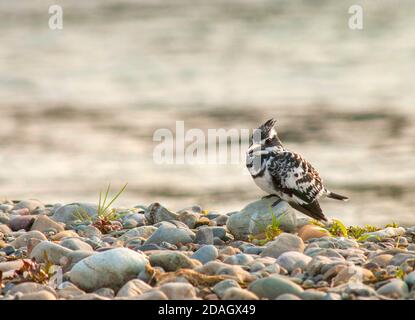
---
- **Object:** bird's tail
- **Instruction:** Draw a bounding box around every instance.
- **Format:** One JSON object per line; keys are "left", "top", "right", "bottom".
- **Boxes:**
{"left": 327, "top": 191, "right": 349, "bottom": 201}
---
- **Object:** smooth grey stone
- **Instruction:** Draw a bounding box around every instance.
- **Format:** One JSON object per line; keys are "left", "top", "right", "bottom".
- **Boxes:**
{"left": 195, "top": 227, "right": 214, "bottom": 245}
{"left": 60, "top": 238, "right": 94, "bottom": 252}
{"left": 226, "top": 198, "right": 296, "bottom": 240}
{"left": 249, "top": 275, "right": 303, "bottom": 299}
{"left": 212, "top": 279, "right": 240, "bottom": 299}
{"left": 191, "top": 245, "right": 218, "bottom": 264}
{"left": 243, "top": 246, "right": 264, "bottom": 255}
{"left": 261, "top": 234, "right": 305, "bottom": 259}
{"left": 276, "top": 251, "right": 312, "bottom": 272}
{"left": 377, "top": 279, "right": 409, "bottom": 298}
{"left": 224, "top": 253, "right": 254, "bottom": 266}
{"left": 144, "top": 203, "right": 179, "bottom": 224}
{"left": 69, "top": 248, "right": 148, "bottom": 291}
{"left": 52, "top": 203, "right": 98, "bottom": 224}
{"left": 136, "top": 244, "right": 163, "bottom": 251}
{"left": 144, "top": 225, "right": 194, "bottom": 245}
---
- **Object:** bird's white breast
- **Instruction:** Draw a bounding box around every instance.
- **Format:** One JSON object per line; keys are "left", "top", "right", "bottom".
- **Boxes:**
{"left": 252, "top": 161, "right": 276, "bottom": 195}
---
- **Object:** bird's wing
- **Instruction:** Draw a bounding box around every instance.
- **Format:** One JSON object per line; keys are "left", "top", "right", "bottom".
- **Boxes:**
{"left": 267, "top": 150, "right": 327, "bottom": 220}
{"left": 267, "top": 150, "right": 325, "bottom": 205}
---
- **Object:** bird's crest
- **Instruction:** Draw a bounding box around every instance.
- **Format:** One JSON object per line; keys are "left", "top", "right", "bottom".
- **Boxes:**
{"left": 254, "top": 118, "right": 277, "bottom": 142}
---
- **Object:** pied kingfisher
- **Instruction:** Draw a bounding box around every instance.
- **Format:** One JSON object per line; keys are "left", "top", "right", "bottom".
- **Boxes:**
{"left": 246, "top": 118, "right": 348, "bottom": 221}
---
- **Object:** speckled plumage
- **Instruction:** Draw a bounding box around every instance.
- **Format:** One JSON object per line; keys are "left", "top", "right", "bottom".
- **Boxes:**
{"left": 246, "top": 119, "right": 348, "bottom": 221}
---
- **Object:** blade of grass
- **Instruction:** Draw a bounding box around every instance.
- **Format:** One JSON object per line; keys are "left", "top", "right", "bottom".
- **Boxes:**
{"left": 100, "top": 183, "right": 111, "bottom": 215}
{"left": 101, "top": 183, "right": 128, "bottom": 216}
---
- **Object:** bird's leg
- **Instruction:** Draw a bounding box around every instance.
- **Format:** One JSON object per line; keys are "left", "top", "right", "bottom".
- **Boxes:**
{"left": 271, "top": 198, "right": 283, "bottom": 207}
{"left": 262, "top": 194, "right": 278, "bottom": 200}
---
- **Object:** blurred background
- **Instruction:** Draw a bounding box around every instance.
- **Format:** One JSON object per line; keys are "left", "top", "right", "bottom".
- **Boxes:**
{"left": 0, "top": 0, "right": 414, "bottom": 225}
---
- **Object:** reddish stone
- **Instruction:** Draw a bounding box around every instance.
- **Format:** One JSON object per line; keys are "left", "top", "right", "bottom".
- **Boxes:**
{"left": 8, "top": 215, "right": 37, "bottom": 231}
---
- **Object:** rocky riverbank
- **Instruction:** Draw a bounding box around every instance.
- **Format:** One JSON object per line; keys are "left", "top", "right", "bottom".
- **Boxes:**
{"left": 1, "top": 197, "right": 415, "bottom": 300}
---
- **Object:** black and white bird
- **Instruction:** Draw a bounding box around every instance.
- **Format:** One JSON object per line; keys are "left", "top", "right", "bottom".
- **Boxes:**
{"left": 246, "top": 118, "right": 348, "bottom": 221}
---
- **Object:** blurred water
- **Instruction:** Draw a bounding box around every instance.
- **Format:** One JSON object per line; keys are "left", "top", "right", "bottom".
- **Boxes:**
{"left": 0, "top": 0, "right": 414, "bottom": 225}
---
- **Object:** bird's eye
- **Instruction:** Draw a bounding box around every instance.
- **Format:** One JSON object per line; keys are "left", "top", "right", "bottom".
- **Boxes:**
{"left": 265, "top": 138, "right": 272, "bottom": 144}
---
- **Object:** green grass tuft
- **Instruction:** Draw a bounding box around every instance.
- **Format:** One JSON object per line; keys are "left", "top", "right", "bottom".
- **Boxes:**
{"left": 249, "top": 207, "right": 287, "bottom": 245}
{"left": 73, "top": 183, "right": 128, "bottom": 226}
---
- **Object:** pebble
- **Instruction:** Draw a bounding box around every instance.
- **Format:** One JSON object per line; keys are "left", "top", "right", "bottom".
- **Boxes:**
{"left": 119, "top": 226, "right": 157, "bottom": 241}
{"left": 116, "top": 279, "right": 152, "bottom": 297}
{"left": 330, "top": 281, "right": 377, "bottom": 297}
{"left": 69, "top": 248, "right": 149, "bottom": 291}
{"left": 196, "top": 261, "right": 254, "bottom": 283}
{"left": 223, "top": 253, "right": 254, "bottom": 266}
{"left": 19, "top": 290, "right": 57, "bottom": 300}
{"left": 248, "top": 275, "right": 304, "bottom": 299}
{"left": 144, "top": 225, "right": 194, "bottom": 245}
{"left": 57, "top": 282, "right": 86, "bottom": 299}
{"left": 332, "top": 265, "right": 376, "bottom": 286}
{"left": 122, "top": 218, "right": 138, "bottom": 229}
{"left": 250, "top": 262, "right": 266, "bottom": 272}
{"left": 0, "top": 204, "right": 14, "bottom": 213}
{"left": 13, "top": 200, "right": 45, "bottom": 213}
{"left": 377, "top": 279, "right": 409, "bottom": 298}
{"left": 369, "top": 254, "right": 393, "bottom": 268}
{"left": 261, "top": 233, "right": 305, "bottom": 258}
{"left": 226, "top": 198, "right": 296, "bottom": 240}
{"left": 390, "top": 253, "right": 415, "bottom": 266}
{"left": 6, "top": 282, "right": 56, "bottom": 297}
{"left": 145, "top": 203, "right": 179, "bottom": 224}
{"left": 323, "top": 292, "right": 342, "bottom": 300}
{"left": 0, "top": 224, "right": 12, "bottom": 235}
{"left": 130, "top": 290, "right": 168, "bottom": 300}
{"left": 276, "top": 251, "right": 312, "bottom": 273}
{"left": 8, "top": 215, "right": 36, "bottom": 231}
{"left": 69, "top": 293, "right": 110, "bottom": 300}
{"left": 123, "top": 213, "right": 147, "bottom": 226}
{"left": 178, "top": 211, "right": 200, "bottom": 229}
{"left": 10, "top": 230, "right": 47, "bottom": 248}
{"left": 94, "top": 288, "right": 115, "bottom": 298}
{"left": 29, "top": 240, "right": 73, "bottom": 264}
{"left": 60, "top": 238, "right": 94, "bottom": 252}
{"left": 212, "top": 279, "right": 241, "bottom": 298}
{"left": 213, "top": 237, "right": 225, "bottom": 245}
{"left": 404, "top": 271, "right": 415, "bottom": 288}
{"left": 298, "top": 224, "right": 331, "bottom": 241}
{"left": 52, "top": 203, "right": 98, "bottom": 224}
{"left": 306, "top": 255, "right": 337, "bottom": 276}
{"left": 51, "top": 230, "right": 80, "bottom": 241}
{"left": 191, "top": 245, "right": 219, "bottom": 264}
{"left": 244, "top": 246, "right": 264, "bottom": 255}
{"left": 275, "top": 293, "right": 302, "bottom": 300}
{"left": 136, "top": 243, "right": 163, "bottom": 251}
{"left": 308, "top": 237, "right": 359, "bottom": 249}
{"left": 222, "top": 288, "right": 259, "bottom": 300}
{"left": 300, "top": 289, "right": 327, "bottom": 300}
{"left": 31, "top": 215, "right": 65, "bottom": 233}
{"left": 0, "top": 260, "right": 25, "bottom": 273}
{"left": 64, "top": 250, "right": 95, "bottom": 270}
{"left": 149, "top": 250, "right": 201, "bottom": 271}
{"left": 214, "top": 215, "right": 229, "bottom": 226}
{"left": 195, "top": 227, "right": 214, "bottom": 245}
{"left": 0, "top": 212, "right": 10, "bottom": 224}
{"left": 362, "top": 227, "right": 406, "bottom": 241}
{"left": 77, "top": 225, "right": 102, "bottom": 239}
{"left": 159, "top": 282, "right": 197, "bottom": 300}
